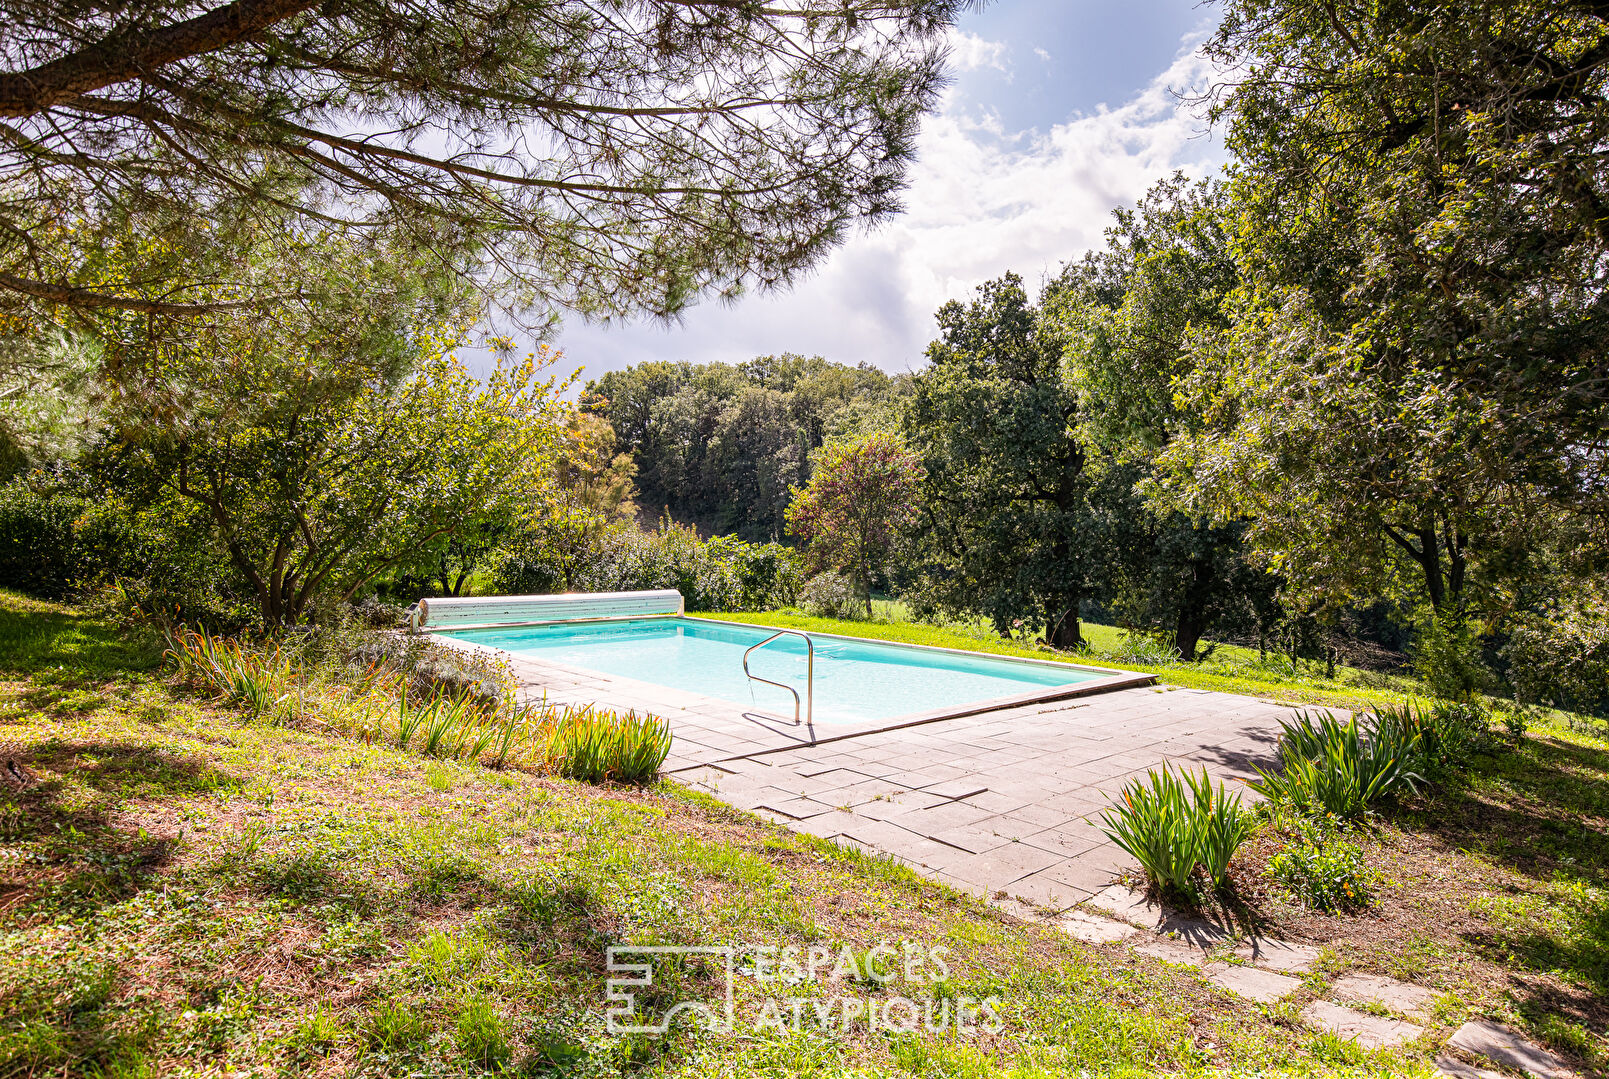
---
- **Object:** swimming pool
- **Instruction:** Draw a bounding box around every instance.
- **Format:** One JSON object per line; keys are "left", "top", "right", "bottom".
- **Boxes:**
{"left": 440, "top": 616, "right": 1129, "bottom": 726}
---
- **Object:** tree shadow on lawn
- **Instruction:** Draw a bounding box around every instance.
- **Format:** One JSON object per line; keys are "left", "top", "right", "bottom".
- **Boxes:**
{"left": 1, "top": 740, "right": 240, "bottom": 918}
{"left": 1401, "top": 734, "right": 1609, "bottom": 1031}
{"left": 0, "top": 600, "right": 164, "bottom": 678}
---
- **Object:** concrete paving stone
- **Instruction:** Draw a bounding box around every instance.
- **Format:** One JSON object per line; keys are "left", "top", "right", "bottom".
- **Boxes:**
{"left": 834, "top": 817, "right": 929, "bottom": 850}
{"left": 1041, "top": 857, "right": 1121, "bottom": 896}
{"left": 1446, "top": 1020, "right": 1578, "bottom": 1079}
{"left": 1056, "top": 909, "right": 1140, "bottom": 943}
{"left": 790, "top": 813, "right": 852, "bottom": 839}
{"left": 1231, "top": 938, "right": 1319, "bottom": 974}
{"left": 962, "top": 789, "right": 1033, "bottom": 814}
{"left": 1302, "top": 1000, "right": 1424, "bottom": 1050}
{"left": 1133, "top": 938, "right": 1206, "bottom": 966}
{"left": 753, "top": 795, "right": 837, "bottom": 820}
{"left": 944, "top": 843, "right": 1066, "bottom": 888}
{"left": 1000, "top": 870, "right": 1083, "bottom": 910}
{"left": 1433, "top": 1054, "right": 1508, "bottom": 1079}
{"left": 1331, "top": 973, "right": 1439, "bottom": 1018}
{"left": 1203, "top": 963, "right": 1303, "bottom": 1004}
{"left": 1154, "top": 915, "right": 1233, "bottom": 950}
{"left": 1086, "top": 883, "right": 1167, "bottom": 929}
{"left": 902, "top": 799, "right": 998, "bottom": 834}
{"left": 848, "top": 790, "right": 953, "bottom": 820}
{"left": 924, "top": 820, "right": 1018, "bottom": 855}
{"left": 1016, "top": 828, "right": 1103, "bottom": 860}
{"left": 993, "top": 803, "right": 1079, "bottom": 830}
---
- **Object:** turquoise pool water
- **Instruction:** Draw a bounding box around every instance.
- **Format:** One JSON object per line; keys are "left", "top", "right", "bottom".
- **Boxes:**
{"left": 442, "top": 617, "right": 1109, "bottom": 725}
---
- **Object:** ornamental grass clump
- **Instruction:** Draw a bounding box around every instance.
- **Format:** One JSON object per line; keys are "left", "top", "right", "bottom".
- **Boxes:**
{"left": 1252, "top": 709, "right": 1423, "bottom": 819}
{"left": 1099, "top": 765, "right": 1250, "bottom": 902}
{"left": 540, "top": 704, "right": 673, "bottom": 785}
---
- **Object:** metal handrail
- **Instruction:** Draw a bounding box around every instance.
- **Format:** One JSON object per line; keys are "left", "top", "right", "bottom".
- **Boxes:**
{"left": 742, "top": 629, "right": 813, "bottom": 726}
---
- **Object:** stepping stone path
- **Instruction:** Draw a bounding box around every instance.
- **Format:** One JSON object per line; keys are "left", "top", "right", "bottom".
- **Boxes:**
{"left": 1444, "top": 1020, "right": 1579, "bottom": 1079}
{"left": 1331, "top": 972, "right": 1439, "bottom": 1020}
{"left": 1302, "top": 1000, "right": 1424, "bottom": 1051}
{"left": 1070, "top": 884, "right": 1449, "bottom": 1051}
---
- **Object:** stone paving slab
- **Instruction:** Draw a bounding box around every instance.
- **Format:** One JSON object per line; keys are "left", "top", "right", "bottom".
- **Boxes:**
{"left": 1447, "top": 1020, "right": 1579, "bottom": 1079}
{"left": 1202, "top": 963, "right": 1302, "bottom": 1004}
{"left": 1301, "top": 1000, "right": 1424, "bottom": 1050}
{"left": 1434, "top": 1054, "right": 1508, "bottom": 1079}
{"left": 1232, "top": 938, "right": 1319, "bottom": 974}
{"left": 477, "top": 638, "right": 1294, "bottom": 905}
{"left": 1330, "top": 973, "right": 1439, "bottom": 1019}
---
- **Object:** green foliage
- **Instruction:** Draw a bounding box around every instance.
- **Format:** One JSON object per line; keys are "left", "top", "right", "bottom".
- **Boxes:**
{"left": 0, "top": 483, "right": 84, "bottom": 598}
{"left": 1410, "top": 611, "right": 1492, "bottom": 703}
{"left": 1252, "top": 711, "right": 1422, "bottom": 818}
{"left": 6, "top": 4, "right": 963, "bottom": 328}
{"left": 1265, "top": 815, "right": 1372, "bottom": 913}
{"left": 493, "top": 517, "right": 802, "bottom": 613}
{"left": 585, "top": 356, "right": 902, "bottom": 539}
{"left": 786, "top": 433, "right": 923, "bottom": 617}
{"left": 542, "top": 705, "right": 673, "bottom": 785}
{"left": 1503, "top": 586, "right": 1609, "bottom": 718}
{"left": 1370, "top": 700, "right": 1492, "bottom": 776}
{"left": 799, "top": 572, "right": 866, "bottom": 621}
{"left": 902, "top": 273, "right": 1093, "bottom": 647}
{"left": 103, "top": 330, "right": 565, "bottom": 627}
{"left": 1099, "top": 765, "right": 1250, "bottom": 901}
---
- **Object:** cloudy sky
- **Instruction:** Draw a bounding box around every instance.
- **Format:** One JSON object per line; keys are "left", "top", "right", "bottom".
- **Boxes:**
{"left": 538, "top": 1, "right": 1227, "bottom": 386}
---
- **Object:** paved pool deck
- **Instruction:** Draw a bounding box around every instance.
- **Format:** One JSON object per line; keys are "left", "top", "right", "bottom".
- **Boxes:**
{"left": 478, "top": 645, "right": 1297, "bottom": 909}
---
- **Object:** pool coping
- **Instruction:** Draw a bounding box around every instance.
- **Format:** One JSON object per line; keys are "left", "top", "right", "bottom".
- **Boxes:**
{"left": 426, "top": 614, "right": 1156, "bottom": 750}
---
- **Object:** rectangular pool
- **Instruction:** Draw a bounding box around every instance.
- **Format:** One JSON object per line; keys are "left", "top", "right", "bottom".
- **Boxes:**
{"left": 440, "top": 616, "right": 1127, "bottom": 726}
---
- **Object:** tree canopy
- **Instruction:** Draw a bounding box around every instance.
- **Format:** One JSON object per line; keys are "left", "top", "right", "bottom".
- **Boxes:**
{"left": 2, "top": 0, "right": 967, "bottom": 323}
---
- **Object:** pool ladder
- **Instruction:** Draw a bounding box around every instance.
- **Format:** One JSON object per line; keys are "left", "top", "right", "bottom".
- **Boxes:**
{"left": 742, "top": 629, "right": 813, "bottom": 726}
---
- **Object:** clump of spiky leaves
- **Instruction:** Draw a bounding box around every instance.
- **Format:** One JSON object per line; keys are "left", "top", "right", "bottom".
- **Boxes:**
{"left": 1252, "top": 710, "right": 1422, "bottom": 818}
{"left": 539, "top": 704, "right": 673, "bottom": 785}
{"left": 1099, "top": 765, "right": 1250, "bottom": 902}
{"left": 164, "top": 628, "right": 291, "bottom": 719}
{"left": 167, "top": 626, "right": 672, "bottom": 784}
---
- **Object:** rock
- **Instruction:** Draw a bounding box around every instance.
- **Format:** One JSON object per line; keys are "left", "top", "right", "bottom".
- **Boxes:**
{"left": 1301, "top": 1000, "right": 1424, "bottom": 1050}
{"left": 1331, "top": 973, "right": 1439, "bottom": 1019}
{"left": 1446, "top": 1020, "right": 1578, "bottom": 1079}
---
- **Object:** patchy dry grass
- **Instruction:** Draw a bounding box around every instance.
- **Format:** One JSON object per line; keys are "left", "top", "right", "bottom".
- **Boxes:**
{"left": 1, "top": 592, "right": 1602, "bottom": 1077}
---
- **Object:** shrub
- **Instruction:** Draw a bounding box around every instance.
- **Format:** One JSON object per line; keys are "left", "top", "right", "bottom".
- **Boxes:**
{"left": 1370, "top": 700, "right": 1491, "bottom": 774}
{"left": 1099, "top": 765, "right": 1250, "bottom": 901}
{"left": 0, "top": 482, "right": 85, "bottom": 598}
{"left": 1265, "top": 814, "right": 1372, "bottom": 912}
{"left": 1502, "top": 589, "right": 1609, "bottom": 718}
{"left": 1098, "top": 633, "right": 1183, "bottom": 667}
{"left": 1411, "top": 609, "right": 1492, "bottom": 702}
{"left": 540, "top": 705, "right": 672, "bottom": 784}
{"left": 799, "top": 571, "right": 864, "bottom": 620}
{"left": 1252, "top": 710, "right": 1422, "bottom": 818}
{"left": 490, "top": 518, "right": 803, "bottom": 613}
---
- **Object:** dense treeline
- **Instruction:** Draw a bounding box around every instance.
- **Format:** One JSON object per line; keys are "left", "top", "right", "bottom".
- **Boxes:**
{"left": 581, "top": 355, "right": 903, "bottom": 540}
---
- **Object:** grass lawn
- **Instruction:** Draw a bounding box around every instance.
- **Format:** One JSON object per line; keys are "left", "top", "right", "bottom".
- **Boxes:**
{"left": 2, "top": 591, "right": 1606, "bottom": 1077}
{"left": 697, "top": 609, "right": 1485, "bottom": 715}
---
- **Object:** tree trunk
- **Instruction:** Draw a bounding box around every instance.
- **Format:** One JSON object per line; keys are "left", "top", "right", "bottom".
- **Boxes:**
{"left": 1172, "top": 554, "right": 1219, "bottom": 662}
{"left": 1047, "top": 603, "right": 1083, "bottom": 649}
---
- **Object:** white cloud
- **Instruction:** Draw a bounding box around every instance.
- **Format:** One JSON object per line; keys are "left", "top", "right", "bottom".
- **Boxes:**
{"left": 1033, "top": 46, "right": 1051, "bottom": 63}
{"left": 543, "top": 35, "right": 1226, "bottom": 386}
{"left": 949, "top": 31, "right": 1011, "bottom": 74}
